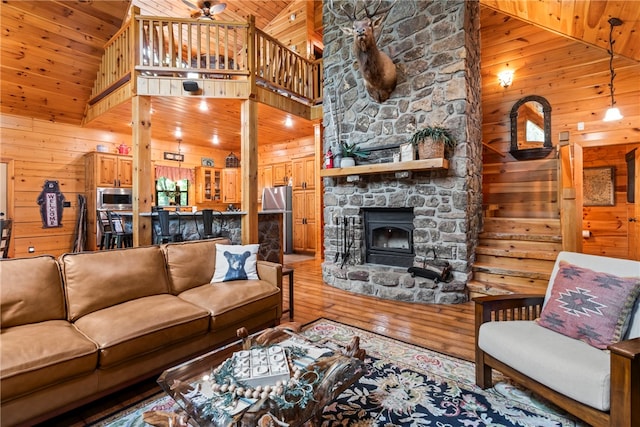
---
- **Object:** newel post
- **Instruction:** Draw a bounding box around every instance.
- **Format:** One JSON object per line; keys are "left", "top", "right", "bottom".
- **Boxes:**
{"left": 558, "top": 131, "right": 582, "bottom": 252}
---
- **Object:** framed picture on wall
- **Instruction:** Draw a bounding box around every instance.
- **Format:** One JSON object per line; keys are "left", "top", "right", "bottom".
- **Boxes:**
{"left": 583, "top": 166, "right": 615, "bottom": 206}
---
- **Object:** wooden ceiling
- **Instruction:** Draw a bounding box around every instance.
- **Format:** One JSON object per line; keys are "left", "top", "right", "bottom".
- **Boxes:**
{"left": 1, "top": 1, "right": 638, "bottom": 150}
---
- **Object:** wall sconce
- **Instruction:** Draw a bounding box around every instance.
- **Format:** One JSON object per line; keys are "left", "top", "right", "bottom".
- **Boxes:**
{"left": 603, "top": 17, "right": 623, "bottom": 122}
{"left": 497, "top": 70, "right": 514, "bottom": 88}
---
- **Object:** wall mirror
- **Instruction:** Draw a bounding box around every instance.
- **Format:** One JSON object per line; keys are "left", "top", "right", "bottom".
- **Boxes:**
{"left": 509, "top": 95, "right": 553, "bottom": 160}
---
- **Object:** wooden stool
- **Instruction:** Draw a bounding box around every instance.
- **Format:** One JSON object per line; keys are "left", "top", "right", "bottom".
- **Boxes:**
{"left": 282, "top": 266, "right": 294, "bottom": 319}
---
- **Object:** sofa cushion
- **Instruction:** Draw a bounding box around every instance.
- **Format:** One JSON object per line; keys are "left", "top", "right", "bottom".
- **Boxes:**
{"left": 61, "top": 246, "right": 172, "bottom": 321}
{"left": 178, "top": 280, "right": 280, "bottom": 329}
{"left": 1, "top": 256, "right": 65, "bottom": 328}
{"left": 163, "top": 238, "right": 231, "bottom": 294}
{"left": 479, "top": 320, "right": 611, "bottom": 411}
{"left": 211, "top": 243, "right": 260, "bottom": 282}
{"left": 0, "top": 320, "right": 98, "bottom": 401}
{"left": 73, "top": 294, "right": 210, "bottom": 368}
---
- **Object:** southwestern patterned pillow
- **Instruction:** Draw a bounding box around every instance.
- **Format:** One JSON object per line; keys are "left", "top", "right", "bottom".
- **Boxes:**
{"left": 537, "top": 261, "right": 640, "bottom": 349}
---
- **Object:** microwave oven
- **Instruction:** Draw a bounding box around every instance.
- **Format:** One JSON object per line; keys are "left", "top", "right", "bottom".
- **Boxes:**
{"left": 97, "top": 187, "right": 133, "bottom": 210}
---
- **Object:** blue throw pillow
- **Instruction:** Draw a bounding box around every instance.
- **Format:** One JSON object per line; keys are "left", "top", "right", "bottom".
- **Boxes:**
{"left": 211, "top": 244, "right": 260, "bottom": 283}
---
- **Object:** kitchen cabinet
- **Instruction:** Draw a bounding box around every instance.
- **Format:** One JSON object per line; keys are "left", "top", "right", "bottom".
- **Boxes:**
{"left": 86, "top": 153, "right": 132, "bottom": 188}
{"left": 272, "top": 162, "right": 292, "bottom": 186}
{"left": 222, "top": 168, "right": 240, "bottom": 204}
{"left": 257, "top": 165, "right": 273, "bottom": 203}
{"left": 292, "top": 156, "right": 315, "bottom": 190}
{"left": 195, "top": 167, "right": 221, "bottom": 203}
{"left": 292, "top": 189, "right": 316, "bottom": 253}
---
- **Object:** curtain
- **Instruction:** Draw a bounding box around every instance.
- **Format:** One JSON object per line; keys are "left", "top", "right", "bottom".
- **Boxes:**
{"left": 155, "top": 165, "right": 194, "bottom": 182}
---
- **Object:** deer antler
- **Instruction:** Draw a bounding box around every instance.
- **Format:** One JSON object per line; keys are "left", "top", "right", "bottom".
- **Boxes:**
{"left": 328, "top": 0, "right": 358, "bottom": 22}
{"left": 363, "top": 0, "right": 393, "bottom": 20}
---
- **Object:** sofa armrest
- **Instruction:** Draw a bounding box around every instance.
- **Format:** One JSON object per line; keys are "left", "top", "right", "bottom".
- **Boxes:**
{"left": 256, "top": 260, "right": 282, "bottom": 289}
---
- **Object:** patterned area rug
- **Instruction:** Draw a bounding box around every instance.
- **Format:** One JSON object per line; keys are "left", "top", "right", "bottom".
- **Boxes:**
{"left": 93, "top": 318, "right": 585, "bottom": 426}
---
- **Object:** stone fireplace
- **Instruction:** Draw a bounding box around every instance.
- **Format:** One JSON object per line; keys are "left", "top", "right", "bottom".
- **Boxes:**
{"left": 320, "top": 0, "right": 483, "bottom": 304}
{"left": 363, "top": 208, "right": 414, "bottom": 267}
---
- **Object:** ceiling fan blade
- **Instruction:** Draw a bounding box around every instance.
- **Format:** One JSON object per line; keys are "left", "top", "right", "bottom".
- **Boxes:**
{"left": 181, "top": 0, "right": 198, "bottom": 9}
{"left": 210, "top": 3, "right": 226, "bottom": 14}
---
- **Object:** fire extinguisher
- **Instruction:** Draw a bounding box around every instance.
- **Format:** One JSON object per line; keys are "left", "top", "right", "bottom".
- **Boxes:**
{"left": 325, "top": 147, "right": 334, "bottom": 169}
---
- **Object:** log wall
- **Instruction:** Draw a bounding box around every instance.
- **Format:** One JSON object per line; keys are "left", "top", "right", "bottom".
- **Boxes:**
{"left": 481, "top": 8, "right": 640, "bottom": 258}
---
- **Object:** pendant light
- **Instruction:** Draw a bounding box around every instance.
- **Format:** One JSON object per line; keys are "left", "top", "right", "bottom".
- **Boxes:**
{"left": 603, "top": 17, "right": 623, "bottom": 122}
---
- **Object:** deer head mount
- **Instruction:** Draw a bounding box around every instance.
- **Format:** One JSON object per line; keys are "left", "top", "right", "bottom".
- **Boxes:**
{"left": 331, "top": 0, "right": 397, "bottom": 103}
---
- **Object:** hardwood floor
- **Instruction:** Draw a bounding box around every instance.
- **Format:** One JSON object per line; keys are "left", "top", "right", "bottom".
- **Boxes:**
{"left": 39, "top": 257, "right": 475, "bottom": 426}
{"left": 285, "top": 258, "right": 475, "bottom": 362}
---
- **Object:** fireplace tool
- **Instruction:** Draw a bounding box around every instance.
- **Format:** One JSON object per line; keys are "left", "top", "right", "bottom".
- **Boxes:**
{"left": 335, "top": 216, "right": 355, "bottom": 267}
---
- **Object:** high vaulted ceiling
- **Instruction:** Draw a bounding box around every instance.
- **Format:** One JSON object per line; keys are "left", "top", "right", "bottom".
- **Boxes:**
{"left": 1, "top": 1, "right": 639, "bottom": 149}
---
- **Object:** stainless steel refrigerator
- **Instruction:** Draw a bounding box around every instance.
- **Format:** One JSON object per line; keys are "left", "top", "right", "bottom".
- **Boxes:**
{"left": 262, "top": 186, "right": 293, "bottom": 254}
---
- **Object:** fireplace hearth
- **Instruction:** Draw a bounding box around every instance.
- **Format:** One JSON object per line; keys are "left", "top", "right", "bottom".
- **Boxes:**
{"left": 364, "top": 208, "right": 414, "bottom": 267}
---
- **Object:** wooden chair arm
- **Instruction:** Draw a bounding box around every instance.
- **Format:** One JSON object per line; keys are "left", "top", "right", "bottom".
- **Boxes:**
{"left": 608, "top": 337, "right": 640, "bottom": 427}
{"left": 474, "top": 294, "right": 545, "bottom": 324}
{"left": 609, "top": 336, "right": 640, "bottom": 359}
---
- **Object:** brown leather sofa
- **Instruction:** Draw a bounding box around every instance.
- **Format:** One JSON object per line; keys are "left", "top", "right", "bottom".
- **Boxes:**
{"left": 0, "top": 238, "right": 282, "bottom": 427}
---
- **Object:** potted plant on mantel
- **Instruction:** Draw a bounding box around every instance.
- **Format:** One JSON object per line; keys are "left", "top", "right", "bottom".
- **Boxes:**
{"left": 409, "top": 125, "right": 457, "bottom": 160}
{"left": 340, "top": 142, "right": 369, "bottom": 167}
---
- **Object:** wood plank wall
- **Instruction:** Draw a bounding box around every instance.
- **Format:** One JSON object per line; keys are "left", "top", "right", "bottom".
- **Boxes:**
{"left": 480, "top": 8, "right": 640, "bottom": 258}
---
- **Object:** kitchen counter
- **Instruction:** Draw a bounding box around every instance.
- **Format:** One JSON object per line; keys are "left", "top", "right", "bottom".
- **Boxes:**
{"left": 112, "top": 210, "right": 284, "bottom": 263}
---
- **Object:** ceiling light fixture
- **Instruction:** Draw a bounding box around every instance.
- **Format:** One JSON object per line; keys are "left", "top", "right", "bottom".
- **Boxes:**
{"left": 199, "top": 98, "right": 208, "bottom": 112}
{"left": 497, "top": 70, "right": 514, "bottom": 88}
{"left": 174, "top": 127, "right": 182, "bottom": 139}
{"left": 212, "top": 135, "right": 219, "bottom": 145}
{"left": 285, "top": 116, "right": 293, "bottom": 127}
{"left": 603, "top": 17, "right": 623, "bottom": 122}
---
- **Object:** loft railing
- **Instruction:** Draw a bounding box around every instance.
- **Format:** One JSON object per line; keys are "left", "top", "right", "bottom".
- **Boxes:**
{"left": 89, "top": 11, "right": 322, "bottom": 105}
{"left": 254, "top": 29, "right": 323, "bottom": 104}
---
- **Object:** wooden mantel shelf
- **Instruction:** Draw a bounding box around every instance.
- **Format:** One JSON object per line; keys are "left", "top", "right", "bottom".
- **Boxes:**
{"left": 319, "top": 158, "right": 449, "bottom": 177}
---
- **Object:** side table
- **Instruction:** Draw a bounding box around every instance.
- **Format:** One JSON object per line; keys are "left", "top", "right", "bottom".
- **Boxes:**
{"left": 282, "top": 266, "right": 294, "bottom": 319}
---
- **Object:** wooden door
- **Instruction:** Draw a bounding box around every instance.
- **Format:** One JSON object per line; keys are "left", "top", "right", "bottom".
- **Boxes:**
{"left": 292, "top": 190, "right": 306, "bottom": 252}
{"left": 222, "top": 168, "right": 239, "bottom": 204}
{"left": 117, "top": 157, "right": 133, "bottom": 187}
{"left": 630, "top": 148, "right": 640, "bottom": 260}
{"left": 303, "top": 189, "right": 316, "bottom": 251}
{"left": 96, "top": 154, "right": 118, "bottom": 187}
{"left": 273, "top": 163, "right": 289, "bottom": 186}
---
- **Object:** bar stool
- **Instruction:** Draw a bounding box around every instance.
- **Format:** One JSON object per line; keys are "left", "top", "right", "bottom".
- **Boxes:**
{"left": 282, "top": 266, "right": 294, "bottom": 319}
{"left": 97, "top": 210, "right": 114, "bottom": 250}
{"left": 107, "top": 211, "right": 133, "bottom": 248}
{"left": 199, "top": 209, "right": 223, "bottom": 239}
{"left": 156, "top": 209, "right": 182, "bottom": 244}
{"left": 0, "top": 217, "right": 13, "bottom": 258}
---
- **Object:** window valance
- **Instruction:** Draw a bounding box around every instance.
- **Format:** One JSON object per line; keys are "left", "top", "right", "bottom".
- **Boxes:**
{"left": 155, "top": 165, "right": 194, "bottom": 182}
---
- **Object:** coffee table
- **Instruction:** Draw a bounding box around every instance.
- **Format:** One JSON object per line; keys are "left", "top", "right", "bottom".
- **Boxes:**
{"left": 156, "top": 324, "right": 366, "bottom": 426}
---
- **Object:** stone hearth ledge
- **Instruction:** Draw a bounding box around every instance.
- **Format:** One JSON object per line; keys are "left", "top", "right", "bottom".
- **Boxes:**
{"left": 322, "top": 262, "right": 467, "bottom": 304}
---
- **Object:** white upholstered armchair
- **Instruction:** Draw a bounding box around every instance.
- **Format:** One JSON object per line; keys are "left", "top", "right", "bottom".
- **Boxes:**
{"left": 474, "top": 251, "right": 640, "bottom": 427}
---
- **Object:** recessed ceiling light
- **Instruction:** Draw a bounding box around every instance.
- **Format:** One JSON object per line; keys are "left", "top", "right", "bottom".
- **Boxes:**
{"left": 285, "top": 117, "right": 293, "bottom": 127}
{"left": 212, "top": 135, "right": 219, "bottom": 145}
{"left": 199, "top": 99, "right": 208, "bottom": 111}
{"left": 175, "top": 127, "right": 182, "bottom": 138}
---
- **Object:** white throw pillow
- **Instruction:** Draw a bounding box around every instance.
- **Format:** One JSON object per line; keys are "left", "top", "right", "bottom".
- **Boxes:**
{"left": 211, "top": 244, "right": 260, "bottom": 283}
